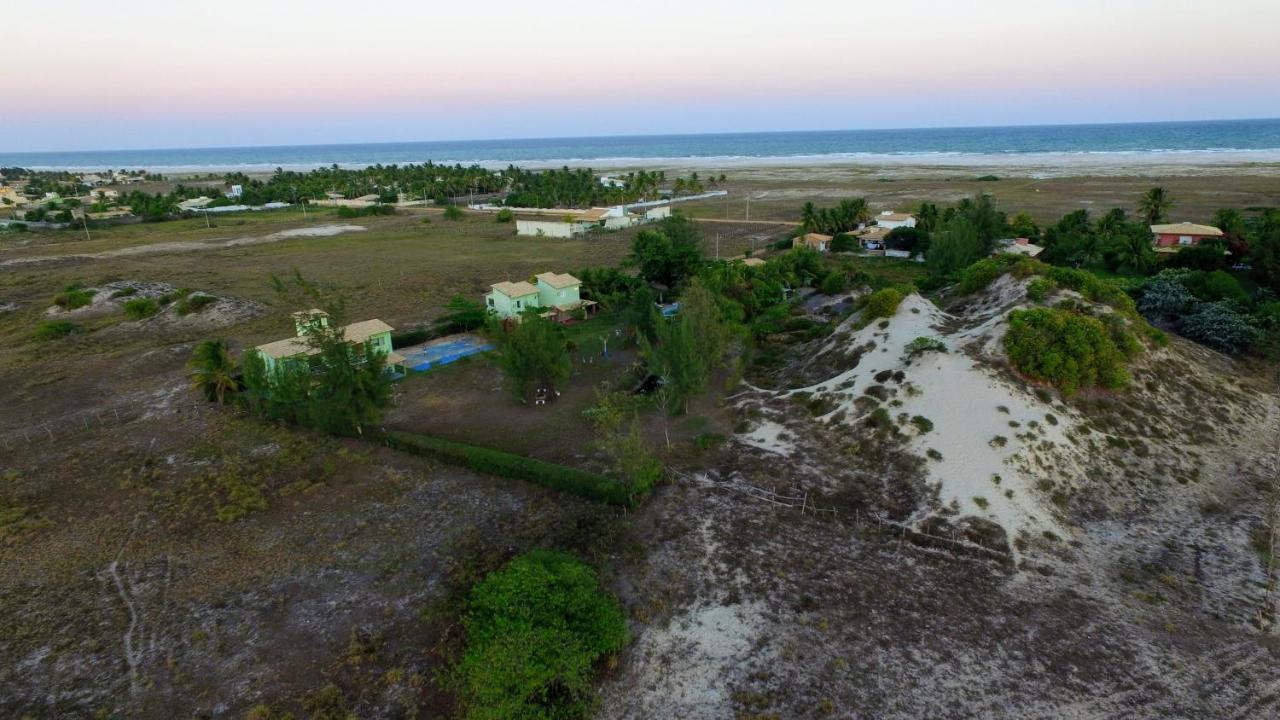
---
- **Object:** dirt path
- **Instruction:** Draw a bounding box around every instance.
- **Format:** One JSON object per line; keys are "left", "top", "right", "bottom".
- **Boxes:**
{"left": 693, "top": 217, "right": 798, "bottom": 227}
{"left": 0, "top": 224, "right": 366, "bottom": 267}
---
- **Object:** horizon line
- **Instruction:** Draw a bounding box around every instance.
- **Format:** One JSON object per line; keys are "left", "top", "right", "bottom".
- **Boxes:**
{"left": 3, "top": 116, "right": 1278, "bottom": 157}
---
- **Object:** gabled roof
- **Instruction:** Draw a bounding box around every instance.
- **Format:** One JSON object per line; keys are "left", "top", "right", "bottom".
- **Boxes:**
{"left": 1151, "top": 222, "right": 1223, "bottom": 237}
{"left": 535, "top": 272, "right": 581, "bottom": 289}
{"left": 877, "top": 211, "right": 914, "bottom": 222}
{"left": 255, "top": 318, "right": 393, "bottom": 359}
{"left": 578, "top": 208, "right": 612, "bottom": 221}
{"left": 490, "top": 280, "right": 539, "bottom": 298}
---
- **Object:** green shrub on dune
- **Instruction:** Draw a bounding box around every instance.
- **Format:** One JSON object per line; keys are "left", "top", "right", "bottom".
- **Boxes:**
{"left": 1004, "top": 307, "right": 1129, "bottom": 396}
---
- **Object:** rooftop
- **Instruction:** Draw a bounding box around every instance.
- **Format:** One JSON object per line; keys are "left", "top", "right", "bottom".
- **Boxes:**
{"left": 256, "top": 318, "right": 393, "bottom": 359}
{"left": 1151, "top": 222, "right": 1224, "bottom": 236}
{"left": 491, "top": 280, "right": 539, "bottom": 298}
{"left": 535, "top": 272, "right": 581, "bottom": 289}
{"left": 878, "top": 211, "right": 914, "bottom": 222}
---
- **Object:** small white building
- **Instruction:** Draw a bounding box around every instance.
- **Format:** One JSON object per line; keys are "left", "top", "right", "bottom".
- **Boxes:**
{"left": 993, "top": 238, "right": 1044, "bottom": 258}
{"left": 874, "top": 211, "right": 916, "bottom": 231}
{"left": 227, "top": 185, "right": 243, "bottom": 199}
{"left": 516, "top": 216, "right": 591, "bottom": 238}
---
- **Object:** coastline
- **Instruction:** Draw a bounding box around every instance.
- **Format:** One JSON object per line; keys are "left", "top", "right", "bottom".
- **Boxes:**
{"left": 7, "top": 149, "right": 1280, "bottom": 179}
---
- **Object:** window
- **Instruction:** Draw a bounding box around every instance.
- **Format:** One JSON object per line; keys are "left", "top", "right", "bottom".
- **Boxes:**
{"left": 1179, "top": 235, "right": 1193, "bottom": 245}
{"left": 516, "top": 300, "right": 522, "bottom": 309}
{"left": 487, "top": 297, "right": 494, "bottom": 307}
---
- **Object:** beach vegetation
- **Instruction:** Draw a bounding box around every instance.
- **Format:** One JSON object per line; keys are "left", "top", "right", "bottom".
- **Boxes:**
{"left": 1004, "top": 307, "right": 1130, "bottom": 396}
{"left": 453, "top": 550, "right": 628, "bottom": 720}
{"left": 33, "top": 320, "right": 77, "bottom": 340}
{"left": 490, "top": 314, "right": 572, "bottom": 401}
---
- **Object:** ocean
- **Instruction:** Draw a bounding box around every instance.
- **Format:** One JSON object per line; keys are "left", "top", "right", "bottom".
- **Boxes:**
{"left": 4, "top": 118, "right": 1280, "bottom": 173}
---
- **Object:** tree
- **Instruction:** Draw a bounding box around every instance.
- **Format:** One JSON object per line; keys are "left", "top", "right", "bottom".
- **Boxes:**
{"left": 1250, "top": 218, "right": 1280, "bottom": 292}
{"left": 442, "top": 204, "right": 465, "bottom": 221}
{"left": 1107, "top": 226, "right": 1157, "bottom": 274}
{"left": 915, "top": 203, "right": 940, "bottom": 233}
{"left": 491, "top": 315, "right": 571, "bottom": 401}
{"left": 799, "top": 202, "right": 818, "bottom": 233}
{"left": 926, "top": 216, "right": 985, "bottom": 278}
{"left": 1138, "top": 187, "right": 1173, "bottom": 225}
{"left": 455, "top": 550, "right": 628, "bottom": 720}
{"left": 642, "top": 314, "right": 705, "bottom": 416}
{"left": 439, "top": 295, "right": 488, "bottom": 333}
{"left": 188, "top": 339, "right": 240, "bottom": 404}
{"left": 1008, "top": 212, "right": 1040, "bottom": 240}
{"left": 628, "top": 218, "right": 703, "bottom": 288}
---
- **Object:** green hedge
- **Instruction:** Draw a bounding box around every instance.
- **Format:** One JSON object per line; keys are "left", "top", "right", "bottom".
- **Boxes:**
{"left": 382, "top": 430, "right": 636, "bottom": 507}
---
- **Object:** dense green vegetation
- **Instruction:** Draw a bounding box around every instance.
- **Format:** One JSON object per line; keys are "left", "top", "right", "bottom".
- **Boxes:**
{"left": 383, "top": 431, "right": 640, "bottom": 506}
{"left": 799, "top": 198, "right": 871, "bottom": 235}
{"left": 490, "top": 314, "right": 572, "bottom": 401}
{"left": 453, "top": 550, "right": 628, "bottom": 720}
{"left": 1004, "top": 307, "right": 1130, "bottom": 396}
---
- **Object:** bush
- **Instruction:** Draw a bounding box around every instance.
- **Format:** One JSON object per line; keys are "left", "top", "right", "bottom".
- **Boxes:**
{"left": 819, "top": 272, "right": 848, "bottom": 295}
{"left": 110, "top": 287, "right": 138, "bottom": 299}
{"left": 336, "top": 204, "right": 395, "bottom": 218}
{"left": 863, "top": 287, "right": 905, "bottom": 320}
{"left": 1179, "top": 302, "right": 1259, "bottom": 354}
{"left": 53, "top": 283, "right": 95, "bottom": 310}
{"left": 1004, "top": 307, "right": 1129, "bottom": 396}
{"left": 442, "top": 204, "right": 465, "bottom": 221}
{"left": 33, "top": 320, "right": 77, "bottom": 340}
{"left": 123, "top": 297, "right": 159, "bottom": 320}
{"left": 382, "top": 431, "right": 639, "bottom": 506}
{"left": 1026, "top": 277, "right": 1056, "bottom": 303}
{"left": 830, "top": 233, "right": 858, "bottom": 252}
{"left": 958, "top": 258, "right": 1007, "bottom": 294}
{"left": 905, "top": 336, "right": 946, "bottom": 355}
{"left": 455, "top": 550, "right": 628, "bottom": 720}
{"left": 495, "top": 208, "right": 514, "bottom": 223}
{"left": 176, "top": 293, "right": 216, "bottom": 315}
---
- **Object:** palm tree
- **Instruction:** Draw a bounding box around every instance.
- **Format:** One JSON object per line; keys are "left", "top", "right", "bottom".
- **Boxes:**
{"left": 1138, "top": 187, "right": 1173, "bottom": 225}
{"left": 800, "top": 202, "right": 817, "bottom": 233}
{"left": 1111, "top": 231, "right": 1156, "bottom": 274}
{"left": 189, "top": 339, "right": 240, "bottom": 405}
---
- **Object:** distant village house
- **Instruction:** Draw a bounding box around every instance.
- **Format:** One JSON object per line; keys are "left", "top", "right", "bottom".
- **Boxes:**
{"left": 252, "top": 310, "right": 405, "bottom": 379}
{"left": 1150, "top": 222, "right": 1224, "bottom": 250}
{"left": 484, "top": 272, "right": 597, "bottom": 322}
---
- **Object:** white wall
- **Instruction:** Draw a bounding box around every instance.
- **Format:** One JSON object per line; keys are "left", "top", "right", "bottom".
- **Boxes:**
{"left": 516, "top": 219, "right": 581, "bottom": 238}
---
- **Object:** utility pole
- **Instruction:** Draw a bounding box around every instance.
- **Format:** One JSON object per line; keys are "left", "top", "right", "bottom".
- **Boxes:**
{"left": 81, "top": 212, "right": 91, "bottom": 242}
{"left": 715, "top": 233, "right": 721, "bottom": 260}
{"left": 745, "top": 194, "right": 750, "bottom": 222}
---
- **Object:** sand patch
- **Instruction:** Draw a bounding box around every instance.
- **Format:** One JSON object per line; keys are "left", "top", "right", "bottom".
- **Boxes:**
{"left": 0, "top": 224, "right": 366, "bottom": 267}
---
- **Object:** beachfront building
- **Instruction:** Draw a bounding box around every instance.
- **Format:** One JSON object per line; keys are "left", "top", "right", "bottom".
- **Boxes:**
{"left": 1150, "top": 222, "right": 1224, "bottom": 249}
{"left": 90, "top": 189, "right": 119, "bottom": 202}
{"left": 793, "top": 232, "right": 833, "bottom": 252}
{"left": 874, "top": 211, "right": 916, "bottom": 230}
{"left": 252, "top": 310, "right": 405, "bottom": 379}
{"left": 485, "top": 280, "right": 541, "bottom": 318}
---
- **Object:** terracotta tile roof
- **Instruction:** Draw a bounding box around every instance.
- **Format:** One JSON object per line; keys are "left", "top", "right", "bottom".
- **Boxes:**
{"left": 491, "top": 280, "right": 538, "bottom": 298}
{"left": 1150, "top": 222, "right": 1223, "bottom": 237}
{"left": 535, "top": 272, "right": 581, "bottom": 289}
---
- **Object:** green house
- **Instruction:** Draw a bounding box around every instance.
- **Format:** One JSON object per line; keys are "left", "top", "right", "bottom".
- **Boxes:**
{"left": 485, "top": 281, "right": 540, "bottom": 320}
{"left": 253, "top": 309, "right": 405, "bottom": 377}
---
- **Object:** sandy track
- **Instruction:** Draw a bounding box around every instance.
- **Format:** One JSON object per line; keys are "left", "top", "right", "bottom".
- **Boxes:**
{"left": 0, "top": 224, "right": 366, "bottom": 267}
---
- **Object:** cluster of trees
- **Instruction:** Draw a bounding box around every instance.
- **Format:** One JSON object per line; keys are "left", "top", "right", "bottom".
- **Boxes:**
{"left": 190, "top": 279, "right": 394, "bottom": 436}
{"left": 1136, "top": 268, "right": 1277, "bottom": 355}
{"left": 224, "top": 162, "right": 505, "bottom": 206}
{"left": 799, "top": 198, "right": 871, "bottom": 235}
{"left": 922, "top": 194, "right": 1009, "bottom": 279}
{"left": 1038, "top": 209, "right": 1158, "bottom": 274}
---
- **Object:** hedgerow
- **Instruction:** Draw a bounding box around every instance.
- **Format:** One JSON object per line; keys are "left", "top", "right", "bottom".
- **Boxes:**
{"left": 1004, "top": 307, "right": 1129, "bottom": 396}
{"left": 382, "top": 430, "right": 639, "bottom": 506}
{"left": 455, "top": 550, "right": 628, "bottom": 720}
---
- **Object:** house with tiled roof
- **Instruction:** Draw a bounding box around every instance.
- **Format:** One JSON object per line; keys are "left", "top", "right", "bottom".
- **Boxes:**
{"left": 252, "top": 309, "right": 404, "bottom": 378}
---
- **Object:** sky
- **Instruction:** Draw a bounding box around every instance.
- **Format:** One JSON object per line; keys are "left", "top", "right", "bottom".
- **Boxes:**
{"left": 4, "top": 0, "right": 1280, "bottom": 152}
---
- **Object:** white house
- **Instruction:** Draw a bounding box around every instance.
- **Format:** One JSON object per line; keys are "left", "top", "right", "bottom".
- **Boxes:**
{"left": 227, "top": 185, "right": 243, "bottom": 199}
{"left": 875, "top": 211, "right": 916, "bottom": 231}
